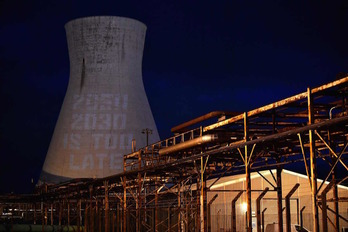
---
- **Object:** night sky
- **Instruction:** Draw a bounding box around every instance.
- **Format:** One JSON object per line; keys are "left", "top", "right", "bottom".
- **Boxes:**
{"left": 1, "top": 1, "right": 348, "bottom": 194}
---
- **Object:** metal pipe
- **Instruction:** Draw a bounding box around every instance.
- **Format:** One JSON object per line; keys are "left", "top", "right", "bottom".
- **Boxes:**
{"left": 171, "top": 111, "right": 239, "bottom": 133}
{"left": 204, "top": 76, "right": 348, "bottom": 132}
{"left": 159, "top": 134, "right": 218, "bottom": 156}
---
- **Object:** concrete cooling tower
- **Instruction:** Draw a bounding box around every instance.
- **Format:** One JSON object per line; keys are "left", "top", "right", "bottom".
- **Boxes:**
{"left": 40, "top": 16, "right": 160, "bottom": 184}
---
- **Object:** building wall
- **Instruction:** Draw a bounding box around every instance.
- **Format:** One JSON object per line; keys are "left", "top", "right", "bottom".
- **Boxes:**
{"left": 207, "top": 169, "right": 348, "bottom": 232}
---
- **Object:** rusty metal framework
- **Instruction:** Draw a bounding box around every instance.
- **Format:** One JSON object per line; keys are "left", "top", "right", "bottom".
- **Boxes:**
{"left": 1, "top": 77, "right": 348, "bottom": 232}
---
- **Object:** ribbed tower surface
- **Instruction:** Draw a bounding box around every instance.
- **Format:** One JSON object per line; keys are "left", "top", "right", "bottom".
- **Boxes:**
{"left": 40, "top": 16, "right": 160, "bottom": 183}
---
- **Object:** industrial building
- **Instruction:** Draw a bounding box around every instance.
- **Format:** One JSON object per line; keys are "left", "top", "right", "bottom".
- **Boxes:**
{"left": 208, "top": 169, "right": 348, "bottom": 231}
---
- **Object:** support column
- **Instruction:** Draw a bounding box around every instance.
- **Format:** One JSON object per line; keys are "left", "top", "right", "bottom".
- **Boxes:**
{"left": 44, "top": 202, "right": 48, "bottom": 225}
{"left": 59, "top": 201, "right": 62, "bottom": 226}
{"left": 77, "top": 199, "right": 81, "bottom": 232}
{"left": 84, "top": 201, "right": 88, "bottom": 232}
{"left": 208, "top": 194, "right": 218, "bottom": 232}
{"left": 67, "top": 200, "right": 70, "bottom": 227}
{"left": 244, "top": 112, "right": 252, "bottom": 232}
{"left": 50, "top": 203, "right": 53, "bottom": 226}
{"left": 277, "top": 167, "right": 283, "bottom": 232}
{"left": 308, "top": 87, "right": 319, "bottom": 232}
{"left": 196, "top": 180, "right": 200, "bottom": 231}
{"left": 155, "top": 191, "right": 158, "bottom": 232}
{"left": 105, "top": 181, "right": 109, "bottom": 232}
{"left": 256, "top": 188, "right": 269, "bottom": 232}
{"left": 300, "top": 206, "right": 305, "bottom": 229}
{"left": 90, "top": 186, "right": 94, "bottom": 232}
{"left": 117, "top": 203, "right": 120, "bottom": 232}
{"left": 178, "top": 181, "right": 182, "bottom": 232}
{"left": 329, "top": 129, "right": 340, "bottom": 232}
{"left": 98, "top": 202, "right": 102, "bottom": 232}
{"left": 321, "top": 181, "right": 335, "bottom": 232}
{"left": 112, "top": 211, "right": 115, "bottom": 232}
{"left": 200, "top": 157, "right": 207, "bottom": 232}
{"left": 332, "top": 171, "right": 339, "bottom": 232}
{"left": 136, "top": 152, "right": 142, "bottom": 232}
{"left": 33, "top": 203, "right": 37, "bottom": 225}
{"left": 123, "top": 177, "right": 127, "bottom": 232}
{"left": 262, "top": 208, "right": 267, "bottom": 232}
{"left": 231, "top": 191, "right": 243, "bottom": 232}
{"left": 285, "top": 184, "right": 300, "bottom": 232}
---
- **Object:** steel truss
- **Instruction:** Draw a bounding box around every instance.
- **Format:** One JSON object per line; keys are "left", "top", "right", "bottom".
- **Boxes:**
{"left": 1, "top": 77, "right": 348, "bottom": 232}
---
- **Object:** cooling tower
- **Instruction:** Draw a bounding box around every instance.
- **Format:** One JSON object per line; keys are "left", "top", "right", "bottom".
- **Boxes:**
{"left": 40, "top": 16, "right": 160, "bottom": 184}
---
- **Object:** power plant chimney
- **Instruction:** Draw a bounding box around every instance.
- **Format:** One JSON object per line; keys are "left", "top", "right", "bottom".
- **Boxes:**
{"left": 40, "top": 16, "right": 160, "bottom": 184}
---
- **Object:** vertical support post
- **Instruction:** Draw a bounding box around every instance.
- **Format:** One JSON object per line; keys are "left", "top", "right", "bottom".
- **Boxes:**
{"left": 123, "top": 177, "right": 127, "bottom": 232}
{"left": 50, "top": 203, "right": 53, "bottom": 226}
{"left": 59, "top": 201, "right": 62, "bottom": 226}
{"left": 178, "top": 181, "right": 181, "bottom": 232}
{"left": 321, "top": 181, "right": 335, "bottom": 232}
{"left": 308, "top": 87, "right": 319, "bottom": 232}
{"left": 112, "top": 211, "right": 115, "bottom": 232}
{"left": 84, "top": 201, "right": 88, "bottom": 232}
{"left": 136, "top": 152, "right": 142, "bottom": 232}
{"left": 105, "top": 180, "right": 109, "bottom": 232}
{"left": 116, "top": 203, "right": 120, "bottom": 232}
{"left": 196, "top": 179, "right": 200, "bottom": 231}
{"left": 41, "top": 201, "right": 44, "bottom": 232}
{"left": 285, "top": 184, "right": 300, "bottom": 232}
{"left": 256, "top": 188, "right": 269, "bottom": 232}
{"left": 332, "top": 172, "right": 339, "bottom": 232}
{"left": 300, "top": 206, "right": 305, "bottom": 229}
{"left": 67, "top": 200, "right": 70, "bottom": 227}
{"left": 98, "top": 203, "right": 102, "bottom": 232}
{"left": 321, "top": 193, "right": 328, "bottom": 232}
{"left": 155, "top": 191, "right": 158, "bottom": 232}
{"left": 231, "top": 191, "right": 243, "bottom": 232}
{"left": 77, "top": 199, "right": 81, "bottom": 232}
{"left": 328, "top": 129, "right": 340, "bottom": 232}
{"left": 200, "top": 157, "right": 207, "bottom": 232}
{"left": 34, "top": 202, "right": 37, "bottom": 225}
{"left": 44, "top": 202, "right": 48, "bottom": 225}
{"left": 207, "top": 194, "right": 218, "bottom": 232}
{"left": 296, "top": 199, "right": 299, "bottom": 225}
{"left": 277, "top": 167, "right": 283, "bottom": 232}
{"left": 90, "top": 186, "right": 94, "bottom": 232}
{"left": 262, "top": 208, "right": 267, "bottom": 232}
{"left": 25, "top": 203, "right": 28, "bottom": 222}
{"left": 244, "top": 112, "right": 252, "bottom": 232}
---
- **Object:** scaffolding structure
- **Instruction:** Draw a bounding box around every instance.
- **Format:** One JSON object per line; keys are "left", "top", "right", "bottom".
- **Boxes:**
{"left": 1, "top": 77, "right": 348, "bottom": 232}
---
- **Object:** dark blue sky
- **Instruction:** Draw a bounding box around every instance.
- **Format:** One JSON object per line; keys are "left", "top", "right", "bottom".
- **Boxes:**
{"left": 1, "top": 1, "right": 348, "bottom": 193}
